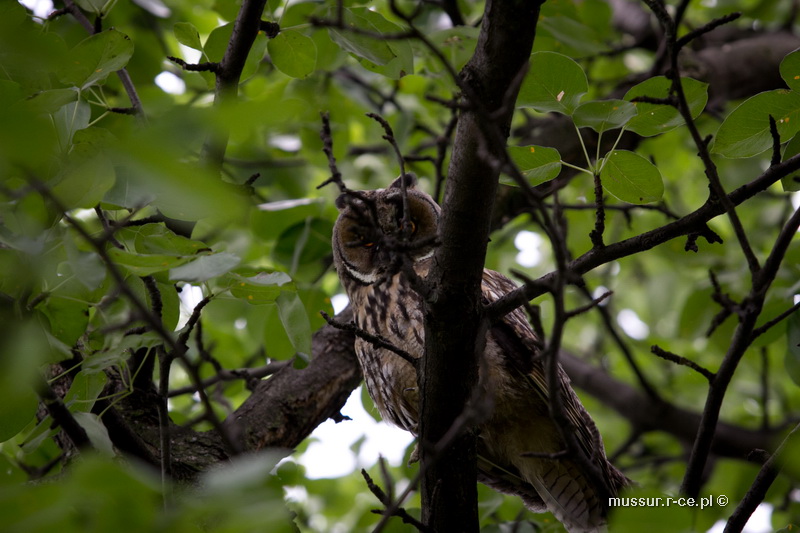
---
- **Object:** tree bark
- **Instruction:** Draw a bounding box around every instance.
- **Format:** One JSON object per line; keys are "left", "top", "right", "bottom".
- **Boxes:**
{"left": 419, "top": 1, "right": 544, "bottom": 531}
{"left": 90, "top": 321, "right": 783, "bottom": 484}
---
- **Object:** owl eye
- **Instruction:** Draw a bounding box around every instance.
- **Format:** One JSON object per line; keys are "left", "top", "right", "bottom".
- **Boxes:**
{"left": 400, "top": 219, "right": 416, "bottom": 236}
{"left": 363, "top": 241, "right": 375, "bottom": 248}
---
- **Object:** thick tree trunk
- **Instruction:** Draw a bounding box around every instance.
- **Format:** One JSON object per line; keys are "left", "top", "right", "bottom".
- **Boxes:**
{"left": 419, "top": 1, "right": 544, "bottom": 530}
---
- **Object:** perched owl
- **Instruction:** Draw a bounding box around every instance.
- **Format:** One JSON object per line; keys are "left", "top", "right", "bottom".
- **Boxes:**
{"left": 331, "top": 176, "right": 628, "bottom": 532}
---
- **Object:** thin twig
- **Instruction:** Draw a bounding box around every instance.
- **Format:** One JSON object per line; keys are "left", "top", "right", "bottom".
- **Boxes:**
{"left": 320, "top": 311, "right": 418, "bottom": 369}
{"left": 167, "top": 56, "right": 220, "bottom": 72}
{"left": 768, "top": 115, "right": 782, "bottom": 168}
{"left": 168, "top": 361, "right": 289, "bottom": 396}
{"left": 751, "top": 301, "right": 800, "bottom": 340}
{"left": 682, "top": 206, "right": 800, "bottom": 497}
{"left": 651, "top": 345, "right": 716, "bottom": 382}
{"left": 675, "top": 12, "right": 742, "bottom": 50}
{"left": 362, "top": 468, "right": 431, "bottom": 532}
{"left": 565, "top": 290, "right": 612, "bottom": 319}
{"left": 63, "top": 0, "right": 145, "bottom": 118}
{"left": 589, "top": 173, "right": 606, "bottom": 248}
{"left": 575, "top": 284, "right": 663, "bottom": 402}
{"left": 724, "top": 422, "right": 800, "bottom": 532}
{"left": 642, "top": 0, "right": 760, "bottom": 278}
{"left": 316, "top": 112, "right": 346, "bottom": 192}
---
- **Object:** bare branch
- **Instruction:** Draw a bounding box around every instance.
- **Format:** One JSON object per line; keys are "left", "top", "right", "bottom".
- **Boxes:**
{"left": 675, "top": 12, "right": 742, "bottom": 50}
{"left": 651, "top": 345, "right": 716, "bottom": 382}
{"left": 682, "top": 205, "right": 800, "bottom": 497}
{"left": 36, "top": 375, "right": 91, "bottom": 451}
{"left": 167, "top": 56, "right": 220, "bottom": 73}
{"left": 320, "top": 311, "right": 418, "bottom": 370}
{"left": 724, "top": 422, "right": 800, "bottom": 533}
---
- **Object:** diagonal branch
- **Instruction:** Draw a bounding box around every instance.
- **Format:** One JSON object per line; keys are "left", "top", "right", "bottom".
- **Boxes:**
{"left": 682, "top": 206, "right": 800, "bottom": 497}
{"left": 485, "top": 152, "right": 800, "bottom": 323}
{"left": 724, "top": 422, "right": 800, "bottom": 533}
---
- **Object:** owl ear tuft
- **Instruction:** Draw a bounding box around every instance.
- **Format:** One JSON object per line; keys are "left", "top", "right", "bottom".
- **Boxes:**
{"left": 335, "top": 193, "right": 348, "bottom": 210}
{"left": 389, "top": 173, "right": 417, "bottom": 190}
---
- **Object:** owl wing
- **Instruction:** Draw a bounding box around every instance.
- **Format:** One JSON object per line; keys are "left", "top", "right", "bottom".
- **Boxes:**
{"left": 480, "top": 268, "right": 600, "bottom": 462}
{"left": 480, "top": 269, "right": 627, "bottom": 531}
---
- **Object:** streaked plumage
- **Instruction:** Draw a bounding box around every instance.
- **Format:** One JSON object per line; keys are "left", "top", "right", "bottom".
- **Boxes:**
{"left": 331, "top": 176, "right": 628, "bottom": 532}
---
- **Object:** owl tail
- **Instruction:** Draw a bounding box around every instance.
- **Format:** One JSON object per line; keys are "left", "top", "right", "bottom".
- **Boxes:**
{"left": 527, "top": 458, "right": 607, "bottom": 533}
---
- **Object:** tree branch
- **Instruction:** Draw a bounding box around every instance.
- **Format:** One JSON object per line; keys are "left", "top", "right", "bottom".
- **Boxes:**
{"left": 682, "top": 206, "right": 800, "bottom": 497}
{"left": 419, "top": 1, "right": 544, "bottom": 530}
{"left": 486, "top": 152, "right": 800, "bottom": 321}
{"left": 559, "top": 351, "right": 783, "bottom": 459}
{"left": 203, "top": 0, "right": 270, "bottom": 166}
{"left": 724, "top": 422, "right": 800, "bottom": 533}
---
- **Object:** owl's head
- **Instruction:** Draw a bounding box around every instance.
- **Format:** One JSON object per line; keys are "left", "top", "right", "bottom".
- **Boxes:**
{"left": 332, "top": 174, "right": 440, "bottom": 285}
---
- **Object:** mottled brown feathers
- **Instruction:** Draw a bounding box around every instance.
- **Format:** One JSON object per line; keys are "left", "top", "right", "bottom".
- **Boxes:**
{"left": 331, "top": 180, "right": 629, "bottom": 532}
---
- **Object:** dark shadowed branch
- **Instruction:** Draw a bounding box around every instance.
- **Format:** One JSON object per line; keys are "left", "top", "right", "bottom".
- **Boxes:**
{"left": 418, "top": 0, "right": 544, "bottom": 530}
{"left": 724, "top": 422, "right": 800, "bottom": 533}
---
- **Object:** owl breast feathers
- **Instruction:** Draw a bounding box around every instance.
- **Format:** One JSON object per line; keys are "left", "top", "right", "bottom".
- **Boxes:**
{"left": 331, "top": 176, "right": 629, "bottom": 532}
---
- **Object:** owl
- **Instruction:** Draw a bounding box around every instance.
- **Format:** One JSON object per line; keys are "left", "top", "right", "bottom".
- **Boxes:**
{"left": 331, "top": 175, "right": 628, "bottom": 532}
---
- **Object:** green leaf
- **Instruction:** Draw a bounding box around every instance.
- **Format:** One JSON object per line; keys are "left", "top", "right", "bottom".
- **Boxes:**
{"left": 427, "top": 27, "right": 479, "bottom": 72}
{"left": 0, "top": 380, "right": 37, "bottom": 442}
{"left": 252, "top": 198, "right": 324, "bottom": 242}
{"left": 39, "top": 297, "right": 89, "bottom": 347}
{"left": 505, "top": 145, "right": 563, "bottom": 186}
{"left": 624, "top": 76, "right": 708, "bottom": 137}
{"left": 65, "top": 370, "right": 108, "bottom": 413}
{"left": 226, "top": 271, "right": 293, "bottom": 304}
{"left": 82, "top": 349, "right": 131, "bottom": 374}
{"left": 786, "top": 311, "right": 800, "bottom": 388}
{"left": 174, "top": 22, "right": 203, "bottom": 51}
{"left": 517, "top": 51, "right": 588, "bottom": 115}
{"left": 107, "top": 248, "right": 191, "bottom": 276}
{"left": 328, "top": 8, "right": 413, "bottom": 79}
{"left": 600, "top": 150, "right": 664, "bottom": 204}
{"left": 73, "top": 412, "right": 115, "bottom": 456}
{"left": 74, "top": 0, "right": 107, "bottom": 15}
{"left": 26, "top": 88, "right": 79, "bottom": 114}
{"left": 52, "top": 100, "right": 90, "bottom": 149}
{"left": 82, "top": 332, "right": 158, "bottom": 373}
{"left": 276, "top": 291, "right": 311, "bottom": 366}
{"left": 781, "top": 133, "right": 800, "bottom": 191}
{"left": 267, "top": 30, "right": 317, "bottom": 79}
{"left": 780, "top": 48, "right": 800, "bottom": 92}
{"left": 262, "top": 303, "right": 295, "bottom": 360}
{"left": 573, "top": 99, "right": 637, "bottom": 133}
{"left": 713, "top": 90, "right": 800, "bottom": 158}
{"left": 127, "top": 224, "right": 207, "bottom": 256}
{"left": 59, "top": 29, "right": 134, "bottom": 90}
{"left": 51, "top": 142, "right": 116, "bottom": 209}
{"left": 203, "top": 452, "right": 292, "bottom": 492}
{"left": 157, "top": 281, "right": 181, "bottom": 331}
{"left": 107, "top": 131, "right": 250, "bottom": 222}
{"left": 169, "top": 252, "right": 241, "bottom": 282}
{"left": 133, "top": 0, "right": 171, "bottom": 18}
{"left": 204, "top": 24, "right": 266, "bottom": 85}
{"left": 272, "top": 218, "right": 333, "bottom": 281}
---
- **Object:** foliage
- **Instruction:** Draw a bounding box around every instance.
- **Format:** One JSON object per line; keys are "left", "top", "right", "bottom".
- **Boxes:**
{"left": 0, "top": 0, "right": 799, "bottom": 531}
